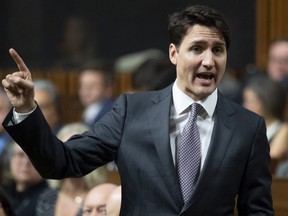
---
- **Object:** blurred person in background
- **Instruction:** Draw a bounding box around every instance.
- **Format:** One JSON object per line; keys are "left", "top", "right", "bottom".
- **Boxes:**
{"left": 242, "top": 75, "right": 288, "bottom": 160}
{"left": 3, "top": 141, "right": 50, "bottom": 216}
{"left": 36, "top": 122, "right": 107, "bottom": 216}
{"left": 0, "top": 88, "right": 12, "bottom": 186}
{"left": 34, "top": 79, "right": 62, "bottom": 134}
{"left": 267, "top": 37, "right": 288, "bottom": 83}
{"left": 78, "top": 62, "right": 115, "bottom": 127}
{"left": 81, "top": 183, "right": 117, "bottom": 216}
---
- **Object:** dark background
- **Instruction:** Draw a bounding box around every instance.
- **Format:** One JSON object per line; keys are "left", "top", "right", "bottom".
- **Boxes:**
{"left": 0, "top": 0, "right": 255, "bottom": 72}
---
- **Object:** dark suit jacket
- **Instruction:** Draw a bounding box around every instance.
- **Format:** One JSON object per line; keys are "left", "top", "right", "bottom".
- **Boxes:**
{"left": 3, "top": 85, "right": 273, "bottom": 215}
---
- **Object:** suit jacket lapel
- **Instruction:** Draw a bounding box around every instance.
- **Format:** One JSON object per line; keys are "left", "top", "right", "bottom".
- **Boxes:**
{"left": 181, "top": 92, "right": 237, "bottom": 213}
{"left": 146, "top": 85, "right": 184, "bottom": 208}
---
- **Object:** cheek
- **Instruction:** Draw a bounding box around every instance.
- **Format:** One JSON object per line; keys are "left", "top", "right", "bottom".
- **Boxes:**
{"left": 11, "top": 162, "right": 21, "bottom": 176}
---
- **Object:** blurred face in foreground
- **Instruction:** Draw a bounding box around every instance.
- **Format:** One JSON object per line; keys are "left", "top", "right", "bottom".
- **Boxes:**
{"left": 169, "top": 24, "right": 227, "bottom": 101}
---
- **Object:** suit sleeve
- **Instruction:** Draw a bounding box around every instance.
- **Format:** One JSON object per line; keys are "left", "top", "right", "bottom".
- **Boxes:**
{"left": 237, "top": 117, "right": 274, "bottom": 215}
{"left": 2, "top": 94, "right": 127, "bottom": 179}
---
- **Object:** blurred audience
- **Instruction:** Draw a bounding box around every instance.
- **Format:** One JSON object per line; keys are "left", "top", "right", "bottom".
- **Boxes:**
{"left": 3, "top": 141, "right": 50, "bottom": 216}
{"left": 36, "top": 122, "right": 107, "bottom": 216}
{"left": 34, "top": 79, "right": 62, "bottom": 134}
{"left": 131, "top": 56, "right": 176, "bottom": 92}
{"left": 0, "top": 88, "right": 12, "bottom": 185}
{"left": 81, "top": 183, "right": 117, "bottom": 216}
{"left": 0, "top": 188, "right": 15, "bottom": 216}
{"left": 106, "top": 186, "right": 121, "bottom": 216}
{"left": 78, "top": 62, "right": 115, "bottom": 127}
{"left": 242, "top": 75, "right": 288, "bottom": 160}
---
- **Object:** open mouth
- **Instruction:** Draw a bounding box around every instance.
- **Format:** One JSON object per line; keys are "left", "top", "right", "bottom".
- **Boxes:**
{"left": 196, "top": 73, "right": 215, "bottom": 80}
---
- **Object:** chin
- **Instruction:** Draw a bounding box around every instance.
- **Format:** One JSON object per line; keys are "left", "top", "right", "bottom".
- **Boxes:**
{"left": 197, "top": 87, "right": 215, "bottom": 96}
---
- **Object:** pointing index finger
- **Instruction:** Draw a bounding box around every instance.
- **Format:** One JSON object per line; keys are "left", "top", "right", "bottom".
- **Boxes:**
{"left": 9, "top": 48, "right": 30, "bottom": 73}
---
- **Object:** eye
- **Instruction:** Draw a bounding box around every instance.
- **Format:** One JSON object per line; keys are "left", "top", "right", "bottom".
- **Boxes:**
{"left": 213, "top": 46, "right": 225, "bottom": 55}
{"left": 82, "top": 208, "right": 92, "bottom": 215}
{"left": 190, "top": 46, "right": 203, "bottom": 54}
{"left": 97, "top": 206, "right": 107, "bottom": 215}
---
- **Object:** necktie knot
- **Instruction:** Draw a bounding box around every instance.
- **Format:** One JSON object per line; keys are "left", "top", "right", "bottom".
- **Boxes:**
{"left": 191, "top": 103, "right": 202, "bottom": 119}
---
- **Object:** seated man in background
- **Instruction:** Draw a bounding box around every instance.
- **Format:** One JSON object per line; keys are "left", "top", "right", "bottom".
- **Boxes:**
{"left": 266, "top": 37, "right": 288, "bottom": 83}
{"left": 34, "top": 79, "right": 62, "bottom": 134}
{"left": 3, "top": 141, "right": 50, "bottom": 216}
{"left": 78, "top": 62, "right": 115, "bottom": 127}
{"left": 81, "top": 183, "right": 117, "bottom": 216}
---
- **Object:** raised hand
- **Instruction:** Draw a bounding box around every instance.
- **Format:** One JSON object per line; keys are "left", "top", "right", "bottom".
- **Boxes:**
{"left": 2, "top": 48, "right": 36, "bottom": 113}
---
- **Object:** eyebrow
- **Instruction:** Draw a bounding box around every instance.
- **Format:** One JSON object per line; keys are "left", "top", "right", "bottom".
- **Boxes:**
{"left": 97, "top": 204, "right": 106, "bottom": 210}
{"left": 190, "top": 40, "right": 226, "bottom": 47}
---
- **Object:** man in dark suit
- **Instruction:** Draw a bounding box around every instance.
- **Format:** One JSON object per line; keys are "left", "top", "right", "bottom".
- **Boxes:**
{"left": 1, "top": 5, "right": 273, "bottom": 215}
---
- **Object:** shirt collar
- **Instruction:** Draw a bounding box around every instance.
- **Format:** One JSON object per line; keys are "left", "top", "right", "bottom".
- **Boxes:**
{"left": 172, "top": 81, "right": 218, "bottom": 117}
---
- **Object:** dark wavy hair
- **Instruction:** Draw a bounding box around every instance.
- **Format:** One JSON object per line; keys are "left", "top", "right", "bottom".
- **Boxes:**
{"left": 168, "top": 5, "right": 230, "bottom": 49}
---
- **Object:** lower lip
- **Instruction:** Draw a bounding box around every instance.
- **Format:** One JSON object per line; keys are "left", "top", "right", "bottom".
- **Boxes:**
{"left": 197, "top": 77, "right": 214, "bottom": 86}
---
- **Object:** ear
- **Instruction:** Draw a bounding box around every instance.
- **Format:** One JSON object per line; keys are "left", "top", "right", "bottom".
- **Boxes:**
{"left": 169, "top": 43, "right": 177, "bottom": 65}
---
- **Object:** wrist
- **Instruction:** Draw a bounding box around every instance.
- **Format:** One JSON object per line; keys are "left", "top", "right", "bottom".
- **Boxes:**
{"left": 15, "top": 100, "right": 37, "bottom": 113}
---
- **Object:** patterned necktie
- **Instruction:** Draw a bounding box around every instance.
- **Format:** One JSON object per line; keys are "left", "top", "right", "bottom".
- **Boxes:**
{"left": 177, "top": 103, "right": 202, "bottom": 203}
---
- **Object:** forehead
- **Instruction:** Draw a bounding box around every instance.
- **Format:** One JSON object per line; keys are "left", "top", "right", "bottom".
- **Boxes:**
{"left": 84, "top": 192, "right": 105, "bottom": 206}
{"left": 81, "top": 70, "right": 104, "bottom": 80}
{"left": 270, "top": 42, "right": 288, "bottom": 54}
{"left": 182, "top": 24, "right": 225, "bottom": 46}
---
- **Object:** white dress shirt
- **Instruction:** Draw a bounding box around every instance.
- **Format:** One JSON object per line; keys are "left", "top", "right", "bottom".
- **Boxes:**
{"left": 170, "top": 81, "right": 217, "bottom": 170}
{"left": 83, "top": 102, "right": 102, "bottom": 125}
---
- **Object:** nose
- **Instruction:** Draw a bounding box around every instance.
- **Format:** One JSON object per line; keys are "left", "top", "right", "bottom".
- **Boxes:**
{"left": 202, "top": 50, "right": 215, "bottom": 70}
